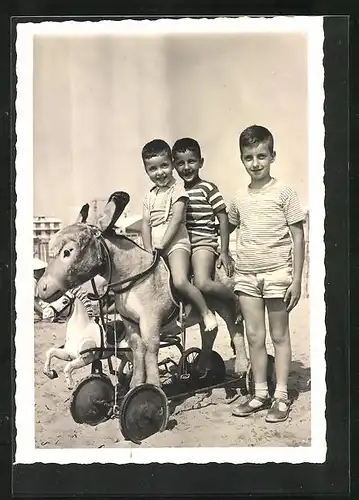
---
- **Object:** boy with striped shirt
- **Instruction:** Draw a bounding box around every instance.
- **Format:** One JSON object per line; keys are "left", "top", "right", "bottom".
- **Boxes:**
{"left": 229, "top": 125, "right": 305, "bottom": 423}
{"left": 172, "top": 138, "right": 241, "bottom": 324}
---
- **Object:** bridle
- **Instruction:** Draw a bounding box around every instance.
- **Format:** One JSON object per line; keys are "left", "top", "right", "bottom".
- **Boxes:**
{"left": 48, "top": 290, "right": 75, "bottom": 320}
{"left": 88, "top": 231, "right": 161, "bottom": 302}
{"left": 80, "top": 229, "right": 162, "bottom": 360}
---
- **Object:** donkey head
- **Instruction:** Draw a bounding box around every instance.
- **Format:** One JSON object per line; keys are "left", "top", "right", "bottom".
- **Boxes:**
{"left": 37, "top": 191, "right": 130, "bottom": 302}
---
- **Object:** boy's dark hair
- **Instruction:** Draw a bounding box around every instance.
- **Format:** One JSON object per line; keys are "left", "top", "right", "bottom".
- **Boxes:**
{"left": 239, "top": 125, "right": 274, "bottom": 154}
{"left": 172, "top": 137, "right": 202, "bottom": 160}
{"left": 142, "top": 139, "right": 172, "bottom": 161}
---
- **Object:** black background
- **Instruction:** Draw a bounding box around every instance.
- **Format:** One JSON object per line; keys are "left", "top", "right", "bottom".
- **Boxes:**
{"left": 0, "top": 3, "right": 354, "bottom": 499}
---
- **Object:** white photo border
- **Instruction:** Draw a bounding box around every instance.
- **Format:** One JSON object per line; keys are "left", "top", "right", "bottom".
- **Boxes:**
{"left": 14, "top": 16, "right": 326, "bottom": 465}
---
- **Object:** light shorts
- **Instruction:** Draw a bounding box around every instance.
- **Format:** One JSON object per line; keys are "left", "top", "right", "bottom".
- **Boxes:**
{"left": 234, "top": 266, "right": 293, "bottom": 299}
{"left": 152, "top": 222, "right": 191, "bottom": 257}
{"left": 189, "top": 232, "right": 219, "bottom": 256}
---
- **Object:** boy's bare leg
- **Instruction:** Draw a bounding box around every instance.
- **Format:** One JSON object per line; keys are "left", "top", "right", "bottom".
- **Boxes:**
{"left": 239, "top": 293, "right": 267, "bottom": 382}
{"left": 237, "top": 293, "right": 269, "bottom": 408}
{"left": 168, "top": 249, "right": 217, "bottom": 331}
{"left": 266, "top": 298, "right": 291, "bottom": 399}
{"left": 232, "top": 293, "right": 270, "bottom": 416}
{"left": 192, "top": 250, "right": 242, "bottom": 323}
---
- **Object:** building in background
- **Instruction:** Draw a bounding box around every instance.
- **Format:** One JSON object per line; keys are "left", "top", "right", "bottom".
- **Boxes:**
{"left": 33, "top": 216, "right": 62, "bottom": 263}
{"left": 115, "top": 214, "right": 142, "bottom": 243}
{"left": 89, "top": 198, "right": 107, "bottom": 226}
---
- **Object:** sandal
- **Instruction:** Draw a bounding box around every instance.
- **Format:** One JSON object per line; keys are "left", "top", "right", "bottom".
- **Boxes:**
{"left": 265, "top": 398, "right": 291, "bottom": 423}
{"left": 232, "top": 395, "right": 271, "bottom": 417}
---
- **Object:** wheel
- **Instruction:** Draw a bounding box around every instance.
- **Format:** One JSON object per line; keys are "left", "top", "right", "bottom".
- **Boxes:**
{"left": 70, "top": 374, "right": 115, "bottom": 426}
{"left": 246, "top": 354, "right": 276, "bottom": 396}
{"left": 119, "top": 384, "right": 169, "bottom": 444}
{"left": 177, "top": 347, "right": 202, "bottom": 382}
{"left": 197, "top": 351, "right": 226, "bottom": 387}
{"left": 177, "top": 348, "right": 226, "bottom": 387}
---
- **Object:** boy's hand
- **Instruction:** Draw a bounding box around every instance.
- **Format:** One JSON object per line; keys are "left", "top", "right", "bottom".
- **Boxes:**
{"left": 217, "top": 252, "right": 235, "bottom": 277}
{"left": 284, "top": 280, "right": 301, "bottom": 312}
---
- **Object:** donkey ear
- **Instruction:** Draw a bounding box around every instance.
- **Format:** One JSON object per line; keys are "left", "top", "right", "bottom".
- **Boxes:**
{"left": 76, "top": 203, "right": 90, "bottom": 223}
{"left": 97, "top": 191, "right": 130, "bottom": 233}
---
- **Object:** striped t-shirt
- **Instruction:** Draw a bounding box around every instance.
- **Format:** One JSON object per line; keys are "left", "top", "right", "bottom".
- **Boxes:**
{"left": 228, "top": 178, "right": 305, "bottom": 273}
{"left": 185, "top": 180, "right": 226, "bottom": 238}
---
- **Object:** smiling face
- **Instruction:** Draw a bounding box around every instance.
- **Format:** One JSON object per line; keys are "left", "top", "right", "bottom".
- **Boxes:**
{"left": 173, "top": 149, "right": 204, "bottom": 187}
{"left": 143, "top": 153, "right": 174, "bottom": 188}
{"left": 240, "top": 140, "right": 276, "bottom": 186}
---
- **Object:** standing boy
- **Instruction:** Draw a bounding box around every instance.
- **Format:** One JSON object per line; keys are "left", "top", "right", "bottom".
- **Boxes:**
{"left": 229, "top": 125, "right": 305, "bottom": 422}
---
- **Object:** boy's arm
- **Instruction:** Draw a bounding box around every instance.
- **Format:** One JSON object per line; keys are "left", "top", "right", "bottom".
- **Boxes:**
{"left": 141, "top": 207, "right": 152, "bottom": 253}
{"left": 157, "top": 198, "right": 187, "bottom": 251}
{"left": 216, "top": 210, "right": 234, "bottom": 276}
{"left": 285, "top": 221, "right": 305, "bottom": 312}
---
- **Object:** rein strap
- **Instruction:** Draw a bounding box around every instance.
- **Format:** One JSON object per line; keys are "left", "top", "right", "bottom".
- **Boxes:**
{"left": 88, "top": 235, "right": 161, "bottom": 300}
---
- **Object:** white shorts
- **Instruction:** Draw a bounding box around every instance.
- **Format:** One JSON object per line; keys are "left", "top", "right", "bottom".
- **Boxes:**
{"left": 152, "top": 222, "right": 191, "bottom": 256}
{"left": 234, "top": 266, "right": 292, "bottom": 299}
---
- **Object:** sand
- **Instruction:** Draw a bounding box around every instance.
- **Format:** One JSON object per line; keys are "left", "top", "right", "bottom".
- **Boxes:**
{"left": 34, "top": 297, "right": 310, "bottom": 449}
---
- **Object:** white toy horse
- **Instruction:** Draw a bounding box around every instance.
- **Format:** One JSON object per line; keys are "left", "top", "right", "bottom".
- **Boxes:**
{"left": 43, "top": 279, "right": 127, "bottom": 389}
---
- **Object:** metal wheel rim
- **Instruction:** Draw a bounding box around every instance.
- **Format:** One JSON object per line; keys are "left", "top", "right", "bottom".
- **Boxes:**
{"left": 119, "top": 383, "right": 169, "bottom": 444}
{"left": 70, "top": 374, "right": 115, "bottom": 426}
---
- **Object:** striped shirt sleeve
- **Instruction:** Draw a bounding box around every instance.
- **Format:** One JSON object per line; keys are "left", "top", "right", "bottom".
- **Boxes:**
{"left": 228, "top": 197, "right": 240, "bottom": 226}
{"left": 201, "top": 181, "right": 226, "bottom": 214}
{"left": 282, "top": 187, "right": 305, "bottom": 225}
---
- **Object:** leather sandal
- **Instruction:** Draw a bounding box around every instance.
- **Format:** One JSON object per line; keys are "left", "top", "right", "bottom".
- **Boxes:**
{"left": 265, "top": 398, "right": 291, "bottom": 423}
{"left": 232, "top": 395, "right": 271, "bottom": 417}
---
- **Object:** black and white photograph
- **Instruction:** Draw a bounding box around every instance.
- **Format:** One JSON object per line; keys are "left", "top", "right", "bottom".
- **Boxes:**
{"left": 15, "top": 17, "right": 326, "bottom": 465}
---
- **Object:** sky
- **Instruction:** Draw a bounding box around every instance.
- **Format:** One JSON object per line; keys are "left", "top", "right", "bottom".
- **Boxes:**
{"left": 33, "top": 32, "right": 308, "bottom": 226}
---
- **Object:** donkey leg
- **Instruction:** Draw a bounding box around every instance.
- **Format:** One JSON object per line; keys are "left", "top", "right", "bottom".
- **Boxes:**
{"left": 198, "top": 321, "right": 218, "bottom": 374}
{"left": 43, "top": 348, "right": 72, "bottom": 379}
{"left": 231, "top": 322, "right": 248, "bottom": 376}
{"left": 123, "top": 320, "right": 146, "bottom": 389}
{"left": 140, "top": 319, "right": 161, "bottom": 387}
{"left": 216, "top": 305, "right": 249, "bottom": 375}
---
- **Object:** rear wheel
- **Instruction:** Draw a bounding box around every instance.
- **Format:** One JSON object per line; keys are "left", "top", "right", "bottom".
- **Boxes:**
{"left": 177, "top": 347, "right": 202, "bottom": 383}
{"left": 246, "top": 354, "right": 276, "bottom": 396}
{"left": 177, "top": 348, "right": 226, "bottom": 387}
